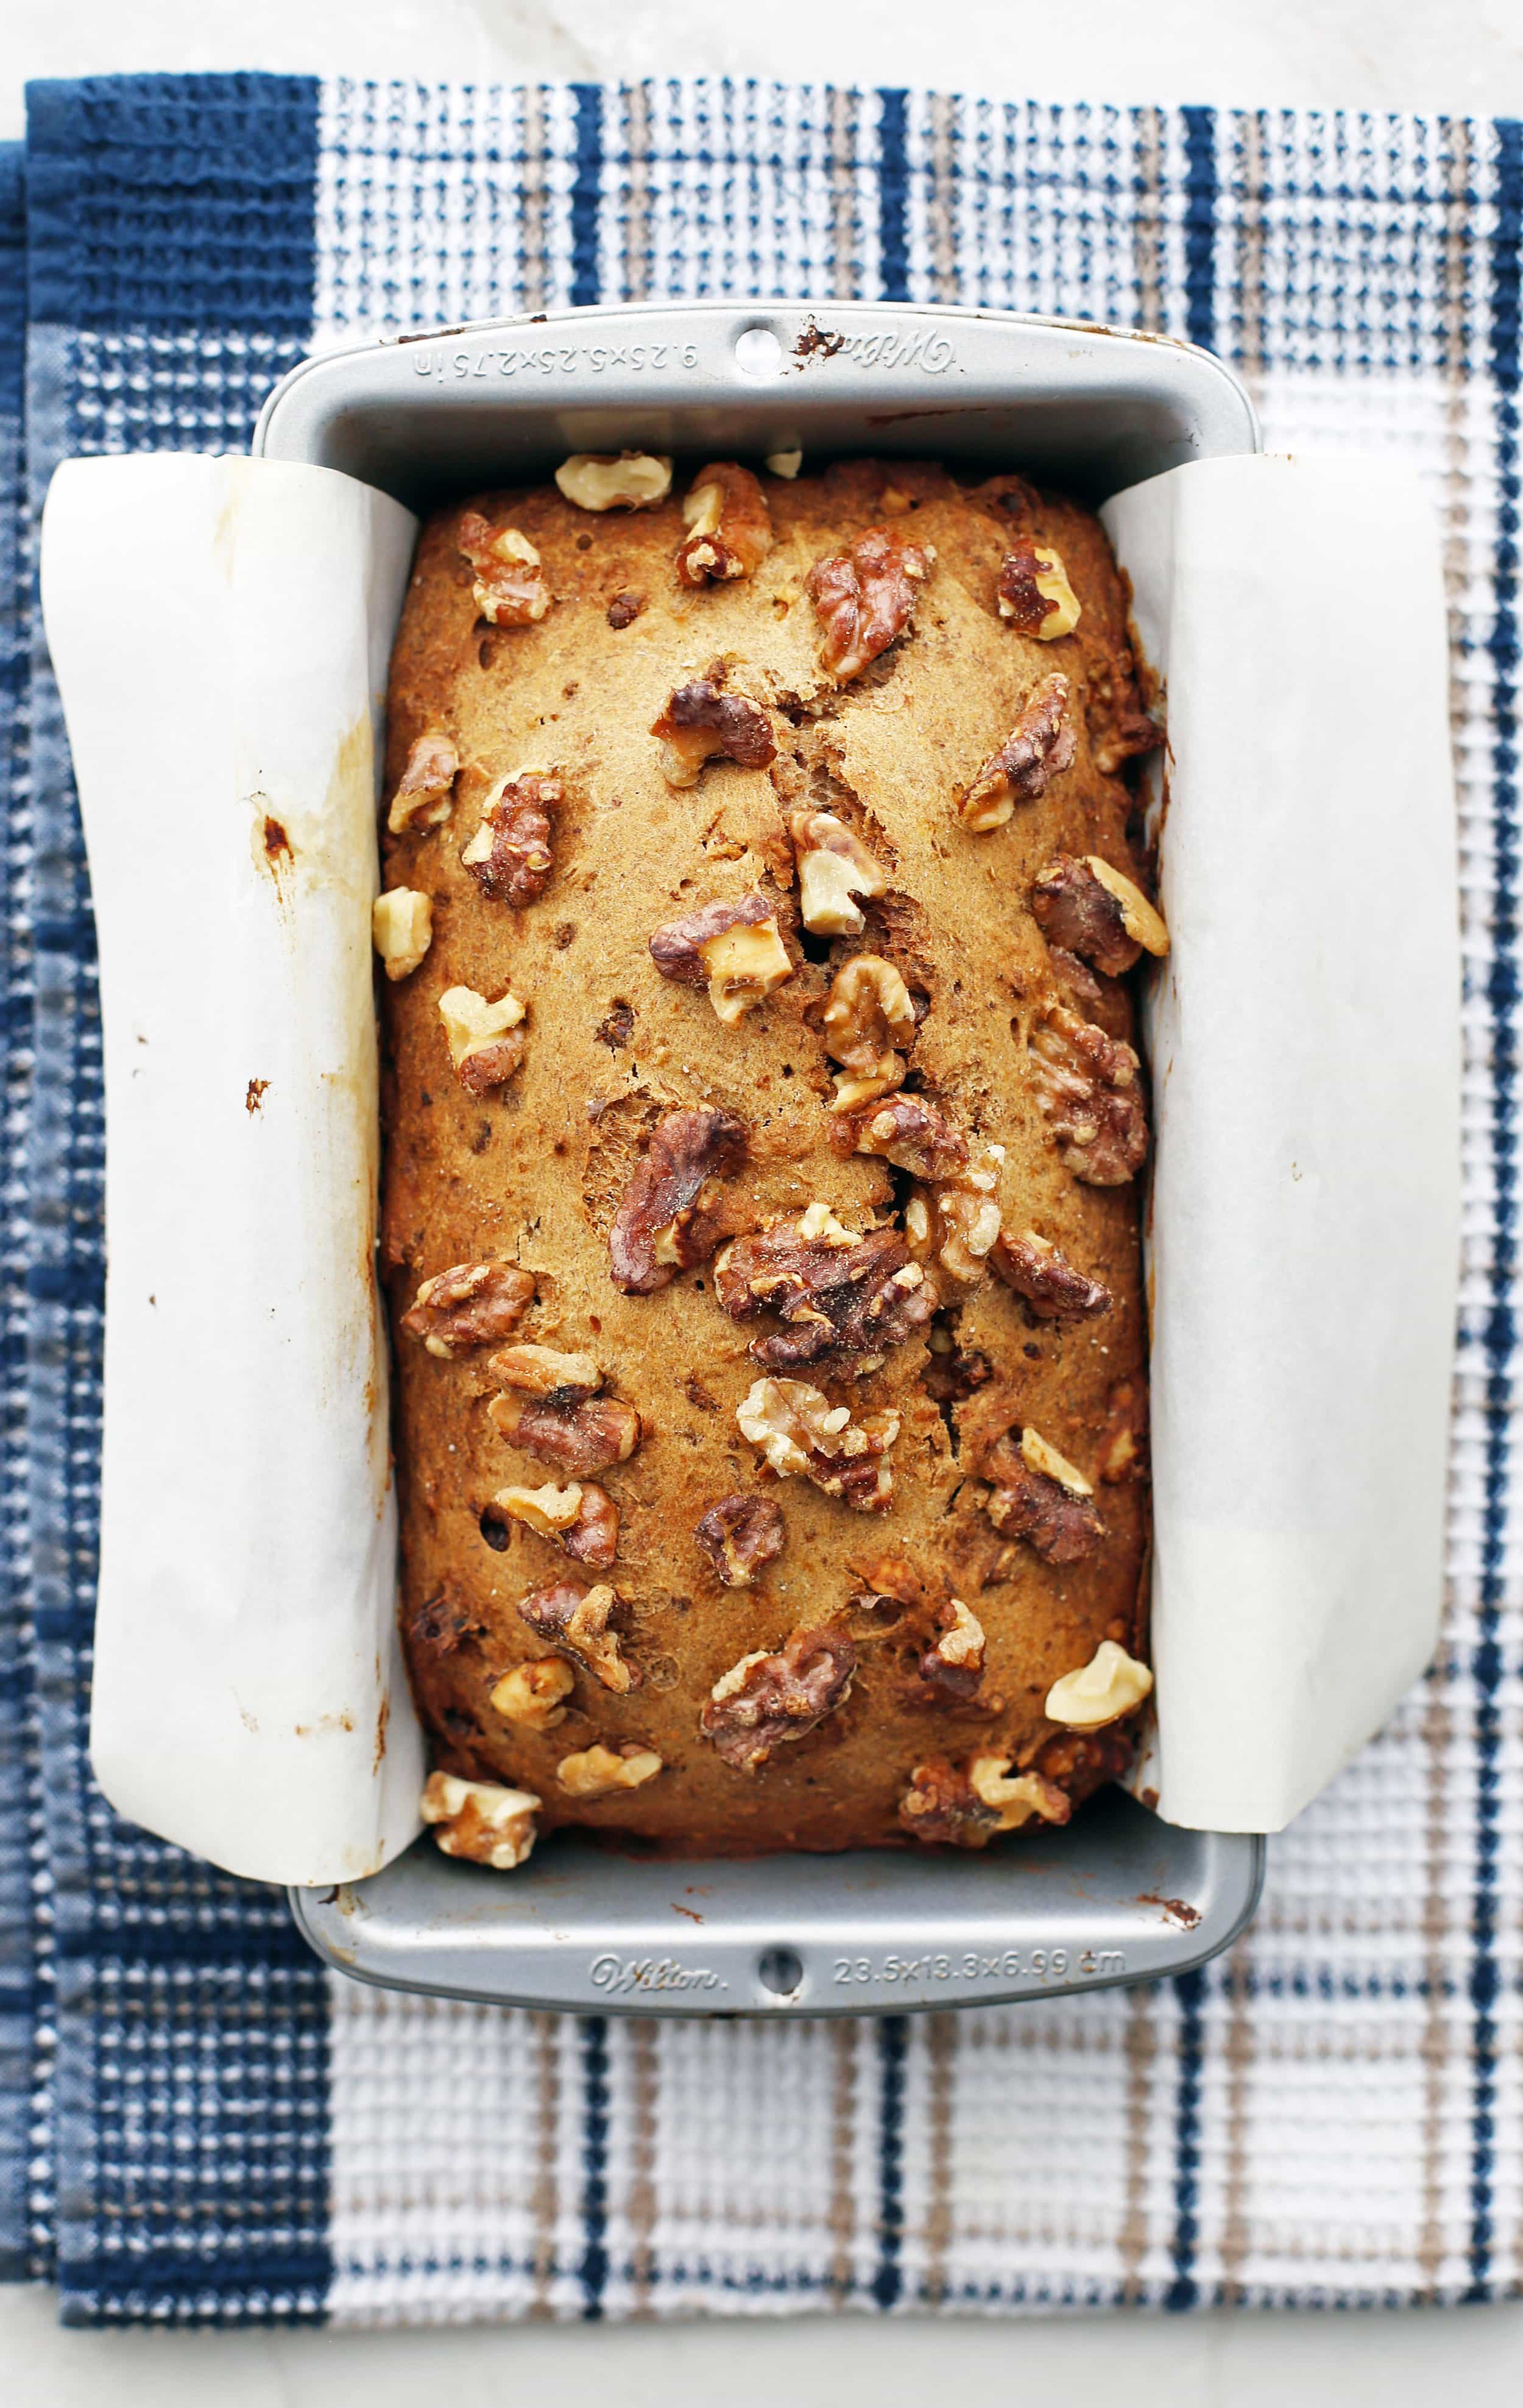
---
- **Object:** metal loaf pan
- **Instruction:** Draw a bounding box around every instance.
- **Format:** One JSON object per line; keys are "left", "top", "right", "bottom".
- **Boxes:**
{"left": 260, "top": 301, "right": 1265, "bottom": 2017}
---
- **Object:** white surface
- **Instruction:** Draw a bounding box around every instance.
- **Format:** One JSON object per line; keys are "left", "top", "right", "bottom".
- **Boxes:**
{"left": 7, "top": 2278, "right": 1523, "bottom": 2404}
{"left": 41, "top": 454, "right": 426, "bottom": 1885}
{"left": 1106, "top": 456, "right": 1458, "bottom": 1831}
{"left": 9, "top": 0, "right": 1523, "bottom": 2393}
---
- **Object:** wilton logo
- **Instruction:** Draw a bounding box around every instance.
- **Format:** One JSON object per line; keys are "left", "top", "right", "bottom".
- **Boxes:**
{"left": 589, "top": 1952, "right": 726, "bottom": 1996}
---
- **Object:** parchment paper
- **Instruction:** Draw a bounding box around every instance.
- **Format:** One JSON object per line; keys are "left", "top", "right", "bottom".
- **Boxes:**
{"left": 38, "top": 445, "right": 1459, "bottom": 1877}
{"left": 1104, "top": 454, "right": 1460, "bottom": 1831}
{"left": 41, "top": 454, "right": 426, "bottom": 1885}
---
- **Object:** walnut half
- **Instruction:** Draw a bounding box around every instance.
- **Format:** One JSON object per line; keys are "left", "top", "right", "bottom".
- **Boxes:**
{"left": 387, "top": 729, "right": 459, "bottom": 833}
{"left": 897, "top": 1756, "right": 1069, "bottom": 1848}
{"left": 461, "top": 770, "right": 562, "bottom": 906}
{"left": 438, "top": 985, "right": 527, "bottom": 1094}
{"left": 609, "top": 1104, "right": 748, "bottom": 1294}
{"left": 919, "top": 1598, "right": 987, "bottom": 1701}
{"left": 788, "top": 809, "right": 888, "bottom": 937}
{"left": 983, "top": 1426, "right": 1103, "bottom": 1563}
{"left": 518, "top": 1578, "right": 641, "bottom": 1694}
{"left": 489, "top": 1656, "right": 575, "bottom": 1733}
{"left": 1045, "top": 1639, "right": 1153, "bottom": 1731}
{"left": 372, "top": 888, "right": 433, "bottom": 981}
{"left": 555, "top": 451, "right": 672, "bottom": 510}
{"left": 648, "top": 893, "right": 794, "bottom": 1024}
{"left": 821, "top": 956, "right": 917, "bottom": 1111}
{"left": 988, "top": 1229, "right": 1112, "bottom": 1323}
{"left": 493, "top": 1480, "right": 619, "bottom": 1572}
{"left": 457, "top": 513, "right": 552, "bottom": 625}
{"left": 832, "top": 1093, "right": 969, "bottom": 1183}
{"left": 715, "top": 1216, "right": 935, "bottom": 1373}
{"left": 676, "top": 461, "right": 774, "bottom": 584}
{"left": 401, "top": 1260, "right": 535, "bottom": 1357}
{"left": 651, "top": 674, "right": 777, "bottom": 787}
{"left": 808, "top": 526, "right": 936, "bottom": 682}
{"left": 557, "top": 1742, "right": 664, "bottom": 1797}
{"left": 1031, "top": 853, "right": 1168, "bottom": 976}
{"left": 996, "top": 537, "right": 1081, "bottom": 639}
{"left": 959, "top": 672, "right": 1076, "bottom": 832}
{"left": 701, "top": 1621, "right": 858, "bottom": 1771}
{"left": 488, "top": 1348, "right": 641, "bottom": 1479}
{"left": 420, "top": 1771, "right": 540, "bottom": 1869}
{"left": 1028, "top": 1005, "right": 1148, "bottom": 1186}
{"left": 693, "top": 1492, "right": 787, "bottom": 1588}
{"left": 736, "top": 1376, "right": 900, "bottom": 1511}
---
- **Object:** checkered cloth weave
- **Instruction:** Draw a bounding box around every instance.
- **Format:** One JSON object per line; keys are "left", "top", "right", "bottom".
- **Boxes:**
{"left": 1, "top": 74, "right": 1519, "bottom": 2324}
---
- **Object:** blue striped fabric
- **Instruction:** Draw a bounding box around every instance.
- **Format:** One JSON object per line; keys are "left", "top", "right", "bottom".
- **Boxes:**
{"left": 4, "top": 72, "right": 1522, "bottom": 2324}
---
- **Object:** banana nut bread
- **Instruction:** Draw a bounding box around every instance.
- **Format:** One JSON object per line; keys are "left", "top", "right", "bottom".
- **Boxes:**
{"left": 375, "top": 451, "right": 1165, "bottom": 1865}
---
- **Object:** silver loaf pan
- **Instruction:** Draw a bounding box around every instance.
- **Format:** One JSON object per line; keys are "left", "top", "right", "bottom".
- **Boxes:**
{"left": 258, "top": 302, "right": 1265, "bottom": 2016}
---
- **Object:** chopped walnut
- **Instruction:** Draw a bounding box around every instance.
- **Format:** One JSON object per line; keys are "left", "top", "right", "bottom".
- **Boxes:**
{"left": 995, "top": 537, "right": 1081, "bottom": 639}
{"left": 968, "top": 1754, "right": 1073, "bottom": 1827}
{"left": 1020, "top": 1424, "right": 1094, "bottom": 1494}
{"left": 650, "top": 673, "right": 778, "bottom": 787}
{"left": 1031, "top": 852, "right": 1168, "bottom": 976}
{"left": 897, "top": 1755, "right": 1069, "bottom": 1846}
{"left": 694, "top": 1492, "right": 787, "bottom": 1588}
{"left": 606, "top": 589, "right": 646, "bottom": 628}
{"left": 420, "top": 1771, "right": 540, "bottom": 1869}
{"left": 896, "top": 1759, "right": 994, "bottom": 1846}
{"left": 555, "top": 452, "right": 672, "bottom": 511}
{"left": 735, "top": 1376, "right": 900, "bottom": 1511}
{"left": 387, "top": 729, "right": 459, "bottom": 833}
{"left": 916, "top": 1141, "right": 1006, "bottom": 1286}
{"left": 1031, "top": 1720, "right": 1138, "bottom": 1800}
{"left": 989, "top": 1229, "right": 1112, "bottom": 1323}
{"left": 676, "top": 461, "right": 774, "bottom": 585}
{"left": 372, "top": 887, "right": 433, "bottom": 980}
{"left": 715, "top": 1216, "right": 935, "bottom": 1372}
{"left": 807, "top": 525, "right": 936, "bottom": 682}
{"left": 919, "top": 1599, "right": 987, "bottom": 1702}
{"left": 1087, "top": 650, "right": 1163, "bottom": 775}
{"left": 1028, "top": 1005, "right": 1148, "bottom": 1185}
{"left": 460, "top": 769, "right": 562, "bottom": 905}
{"left": 518, "top": 1579, "right": 641, "bottom": 1694}
{"left": 959, "top": 674, "right": 1076, "bottom": 831}
{"left": 787, "top": 808, "right": 888, "bottom": 937}
{"left": 1098, "top": 1375, "right": 1149, "bottom": 1484}
{"left": 489, "top": 1388, "right": 640, "bottom": 1479}
{"left": 648, "top": 893, "right": 794, "bottom": 1024}
{"left": 489, "top": 1343, "right": 602, "bottom": 1399}
{"left": 438, "top": 984, "right": 527, "bottom": 1094}
{"left": 489, "top": 1656, "right": 575, "bottom": 1733}
{"left": 821, "top": 955, "right": 917, "bottom": 1110}
{"left": 832, "top": 1093, "right": 970, "bottom": 1184}
{"left": 920, "top": 1336, "right": 993, "bottom": 1404}
{"left": 701, "top": 1621, "right": 858, "bottom": 1772}
{"left": 557, "top": 1741, "right": 664, "bottom": 1796}
{"left": 609, "top": 1105, "right": 748, "bottom": 1294}
{"left": 493, "top": 1480, "right": 619, "bottom": 1572}
{"left": 983, "top": 1427, "right": 1103, "bottom": 1563}
{"left": 401, "top": 1261, "right": 535, "bottom": 1357}
{"left": 457, "top": 512, "right": 553, "bottom": 625}
{"left": 1045, "top": 1639, "right": 1153, "bottom": 1731}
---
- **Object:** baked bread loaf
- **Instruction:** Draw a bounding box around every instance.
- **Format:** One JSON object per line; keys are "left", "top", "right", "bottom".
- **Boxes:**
{"left": 378, "top": 452, "right": 1164, "bottom": 1862}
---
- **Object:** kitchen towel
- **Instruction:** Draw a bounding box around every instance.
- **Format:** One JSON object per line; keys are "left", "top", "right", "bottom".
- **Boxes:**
{"left": 1, "top": 73, "right": 1519, "bottom": 2323}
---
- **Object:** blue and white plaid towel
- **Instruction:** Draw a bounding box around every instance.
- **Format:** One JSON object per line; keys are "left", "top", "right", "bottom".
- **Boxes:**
{"left": 1, "top": 73, "right": 1520, "bottom": 2325}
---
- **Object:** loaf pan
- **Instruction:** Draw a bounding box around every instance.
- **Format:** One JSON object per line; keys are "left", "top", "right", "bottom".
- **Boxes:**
{"left": 258, "top": 301, "right": 1265, "bottom": 2016}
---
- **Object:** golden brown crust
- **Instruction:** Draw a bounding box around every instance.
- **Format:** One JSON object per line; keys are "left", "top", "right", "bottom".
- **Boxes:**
{"left": 381, "top": 456, "right": 1156, "bottom": 1853}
